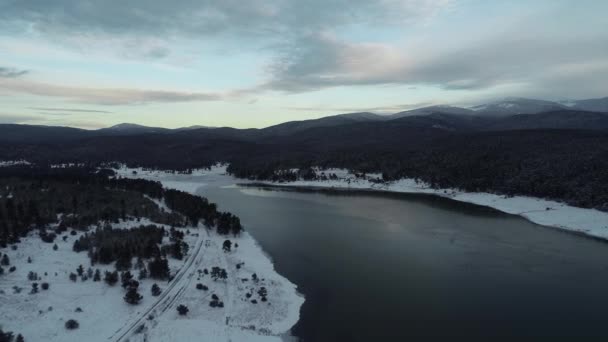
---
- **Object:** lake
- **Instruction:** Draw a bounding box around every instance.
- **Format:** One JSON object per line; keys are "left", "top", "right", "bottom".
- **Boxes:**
{"left": 199, "top": 185, "right": 608, "bottom": 341}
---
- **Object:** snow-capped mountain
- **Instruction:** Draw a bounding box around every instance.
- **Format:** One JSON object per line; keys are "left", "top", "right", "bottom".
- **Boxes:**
{"left": 390, "top": 105, "right": 474, "bottom": 119}
{"left": 470, "top": 98, "right": 568, "bottom": 116}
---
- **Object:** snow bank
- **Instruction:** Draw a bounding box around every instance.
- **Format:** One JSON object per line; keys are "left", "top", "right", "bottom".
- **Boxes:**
{"left": 0, "top": 221, "right": 196, "bottom": 342}
{"left": 0, "top": 160, "right": 30, "bottom": 167}
{"left": 257, "top": 169, "right": 608, "bottom": 241}
{"left": 114, "top": 165, "right": 304, "bottom": 342}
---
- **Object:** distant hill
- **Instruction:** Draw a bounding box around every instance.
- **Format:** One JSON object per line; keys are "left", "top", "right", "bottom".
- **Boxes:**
{"left": 0, "top": 124, "right": 89, "bottom": 143}
{"left": 470, "top": 97, "right": 568, "bottom": 116}
{"left": 561, "top": 97, "right": 608, "bottom": 112}
{"left": 262, "top": 112, "right": 386, "bottom": 136}
{"left": 97, "top": 123, "right": 171, "bottom": 135}
{"left": 485, "top": 110, "right": 608, "bottom": 131}
{"left": 390, "top": 105, "right": 475, "bottom": 119}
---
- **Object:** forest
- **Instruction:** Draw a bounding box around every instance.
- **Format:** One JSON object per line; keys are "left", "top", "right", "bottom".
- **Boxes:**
{"left": 0, "top": 111, "right": 607, "bottom": 212}
{"left": 0, "top": 166, "right": 242, "bottom": 248}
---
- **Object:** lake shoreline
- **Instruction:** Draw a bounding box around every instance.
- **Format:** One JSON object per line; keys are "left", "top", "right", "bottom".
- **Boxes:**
{"left": 242, "top": 175, "right": 608, "bottom": 243}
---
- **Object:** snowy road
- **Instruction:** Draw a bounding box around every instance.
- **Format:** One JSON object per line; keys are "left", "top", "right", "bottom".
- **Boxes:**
{"left": 111, "top": 230, "right": 207, "bottom": 342}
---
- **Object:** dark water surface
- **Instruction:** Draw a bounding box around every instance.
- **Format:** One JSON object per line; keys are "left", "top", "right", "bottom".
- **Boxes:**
{"left": 199, "top": 185, "right": 608, "bottom": 342}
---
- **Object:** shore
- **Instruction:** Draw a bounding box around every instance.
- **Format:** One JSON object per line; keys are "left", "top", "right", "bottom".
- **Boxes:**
{"left": 115, "top": 165, "right": 305, "bottom": 341}
{"left": 249, "top": 168, "right": 608, "bottom": 241}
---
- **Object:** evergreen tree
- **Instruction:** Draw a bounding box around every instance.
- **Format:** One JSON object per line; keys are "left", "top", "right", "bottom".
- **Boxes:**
{"left": 222, "top": 240, "right": 232, "bottom": 252}
{"left": 176, "top": 304, "right": 189, "bottom": 316}
{"left": 104, "top": 271, "right": 118, "bottom": 286}
{"left": 124, "top": 288, "right": 143, "bottom": 305}
{"left": 93, "top": 269, "right": 101, "bottom": 282}
{"left": 151, "top": 283, "right": 162, "bottom": 297}
{"left": 148, "top": 257, "right": 170, "bottom": 280}
{"left": 76, "top": 265, "right": 84, "bottom": 277}
{"left": 121, "top": 271, "right": 133, "bottom": 289}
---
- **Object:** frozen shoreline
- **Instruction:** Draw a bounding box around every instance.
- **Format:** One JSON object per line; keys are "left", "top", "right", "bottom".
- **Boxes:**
{"left": 117, "top": 165, "right": 608, "bottom": 241}
{"left": 115, "top": 165, "right": 305, "bottom": 341}
{"left": 251, "top": 168, "right": 608, "bottom": 242}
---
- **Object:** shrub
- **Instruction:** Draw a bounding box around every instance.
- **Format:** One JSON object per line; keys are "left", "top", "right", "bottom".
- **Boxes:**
{"left": 9, "top": 266, "right": 16, "bottom": 273}
{"left": 151, "top": 283, "right": 162, "bottom": 297}
{"left": 177, "top": 304, "right": 189, "bottom": 316}
{"left": 222, "top": 240, "right": 232, "bottom": 252}
{"left": 65, "top": 319, "right": 79, "bottom": 330}
{"left": 41, "top": 282, "right": 49, "bottom": 290}
{"left": 69, "top": 273, "right": 77, "bottom": 282}
{"left": 104, "top": 271, "right": 118, "bottom": 285}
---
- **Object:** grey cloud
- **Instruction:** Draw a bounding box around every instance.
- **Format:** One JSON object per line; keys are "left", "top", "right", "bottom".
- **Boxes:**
{"left": 261, "top": 31, "right": 608, "bottom": 97}
{"left": 0, "top": 79, "right": 222, "bottom": 105}
{"left": 0, "top": 67, "right": 28, "bottom": 78}
{"left": 0, "top": 1, "right": 450, "bottom": 43}
{"left": 29, "top": 107, "right": 113, "bottom": 114}
{"left": 287, "top": 102, "right": 434, "bottom": 113}
{"left": 0, "top": 113, "right": 40, "bottom": 124}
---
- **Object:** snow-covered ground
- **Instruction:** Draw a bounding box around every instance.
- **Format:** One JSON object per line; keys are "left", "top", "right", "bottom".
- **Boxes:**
{"left": 5, "top": 162, "right": 591, "bottom": 341}
{"left": 0, "top": 166, "right": 304, "bottom": 341}
{"left": 0, "top": 219, "right": 198, "bottom": 342}
{"left": 0, "top": 160, "right": 31, "bottom": 167}
{"left": 115, "top": 165, "right": 608, "bottom": 241}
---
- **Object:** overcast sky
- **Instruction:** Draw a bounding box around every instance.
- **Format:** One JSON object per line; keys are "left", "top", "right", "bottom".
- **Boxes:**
{"left": 0, "top": 0, "right": 606, "bottom": 129}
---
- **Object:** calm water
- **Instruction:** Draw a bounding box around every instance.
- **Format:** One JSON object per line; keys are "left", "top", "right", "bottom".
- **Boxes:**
{"left": 199, "top": 185, "right": 608, "bottom": 341}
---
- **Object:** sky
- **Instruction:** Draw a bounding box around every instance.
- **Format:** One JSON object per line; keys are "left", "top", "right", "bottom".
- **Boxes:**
{"left": 0, "top": 0, "right": 606, "bottom": 129}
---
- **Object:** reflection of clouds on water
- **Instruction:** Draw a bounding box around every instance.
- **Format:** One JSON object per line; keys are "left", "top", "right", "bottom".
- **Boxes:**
{"left": 384, "top": 222, "right": 401, "bottom": 233}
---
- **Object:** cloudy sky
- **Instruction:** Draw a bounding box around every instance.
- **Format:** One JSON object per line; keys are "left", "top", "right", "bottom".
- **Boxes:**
{"left": 0, "top": 0, "right": 606, "bottom": 129}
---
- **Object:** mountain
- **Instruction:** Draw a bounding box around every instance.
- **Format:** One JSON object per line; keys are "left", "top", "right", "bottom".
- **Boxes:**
{"left": 561, "top": 97, "right": 608, "bottom": 112}
{"left": 176, "top": 125, "right": 218, "bottom": 131}
{"left": 0, "top": 124, "right": 89, "bottom": 143}
{"left": 390, "top": 105, "right": 474, "bottom": 119}
{"left": 470, "top": 97, "right": 568, "bottom": 116}
{"left": 485, "top": 110, "right": 608, "bottom": 131}
{"left": 261, "top": 112, "right": 386, "bottom": 136}
{"left": 97, "top": 123, "right": 170, "bottom": 135}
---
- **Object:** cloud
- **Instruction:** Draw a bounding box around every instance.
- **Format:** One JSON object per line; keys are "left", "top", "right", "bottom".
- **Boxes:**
{"left": 0, "top": 113, "right": 40, "bottom": 124}
{"left": 0, "top": 0, "right": 451, "bottom": 60}
{"left": 28, "top": 107, "right": 113, "bottom": 114}
{"left": 259, "top": 30, "right": 608, "bottom": 98}
{"left": 0, "top": 79, "right": 222, "bottom": 105}
{"left": 286, "top": 101, "right": 434, "bottom": 114}
{"left": 0, "top": 67, "right": 28, "bottom": 78}
{"left": 0, "top": 1, "right": 450, "bottom": 37}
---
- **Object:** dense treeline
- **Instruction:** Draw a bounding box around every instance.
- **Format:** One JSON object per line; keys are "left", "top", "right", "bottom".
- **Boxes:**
{"left": 226, "top": 130, "right": 608, "bottom": 212}
{"left": 0, "top": 166, "right": 243, "bottom": 247}
{"left": 73, "top": 225, "right": 165, "bottom": 268}
{"left": 1, "top": 112, "right": 607, "bottom": 211}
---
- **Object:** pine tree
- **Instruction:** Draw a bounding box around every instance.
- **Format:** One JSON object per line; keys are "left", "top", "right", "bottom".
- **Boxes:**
{"left": 151, "top": 283, "right": 162, "bottom": 297}
{"left": 222, "top": 240, "right": 232, "bottom": 252}
{"left": 177, "top": 304, "right": 189, "bottom": 315}
{"left": 124, "top": 288, "right": 143, "bottom": 305}
{"left": 104, "top": 271, "right": 118, "bottom": 285}
{"left": 1, "top": 254, "right": 9, "bottom": 266}
{"left": 138, "top": 268, "right": 148, "bottom": 280}
{"left": 148, "top": 257, "right": 169, "bottom": 280}
{"left": 93, "top": 269, "right": 101, "bottom": 282}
